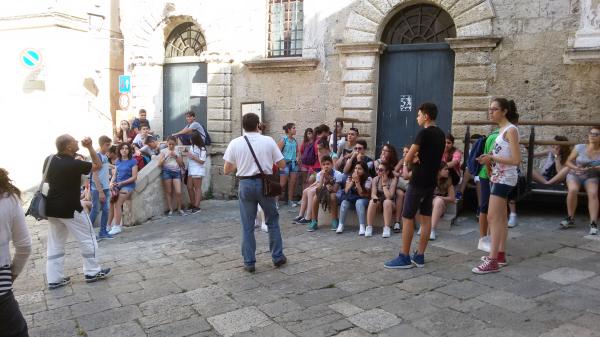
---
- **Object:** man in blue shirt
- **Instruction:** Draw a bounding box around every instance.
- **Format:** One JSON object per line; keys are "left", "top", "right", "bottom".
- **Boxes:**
{"left": 90, "top": 135, "right": 113, "bottom": 240}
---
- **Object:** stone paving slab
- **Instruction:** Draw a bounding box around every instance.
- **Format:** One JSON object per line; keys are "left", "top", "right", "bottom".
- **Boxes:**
{"left": 12, "top": 200, "right": 600, "bottom": 336}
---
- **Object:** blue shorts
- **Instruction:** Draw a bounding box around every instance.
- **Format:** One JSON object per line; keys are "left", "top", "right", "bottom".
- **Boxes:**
{"left": 162, "top": 169, "right": 181, "bottom": 180}
{"left": 119, "top": 185, "right": 135, "bottom": 193}
{"left": 279, "top": 161, "right": 299, "bottom": 176}
{"left": 490, "top": 183, "right": 514, "bottom": 199}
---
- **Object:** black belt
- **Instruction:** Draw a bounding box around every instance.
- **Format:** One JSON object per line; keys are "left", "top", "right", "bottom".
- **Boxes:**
{"left": 238, "top": 174, "right": 262, "bottom": 180}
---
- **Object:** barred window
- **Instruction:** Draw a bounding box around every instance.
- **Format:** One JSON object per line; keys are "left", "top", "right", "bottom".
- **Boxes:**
{"left": 268, "top": 0, "right": 303, "bottom": 57}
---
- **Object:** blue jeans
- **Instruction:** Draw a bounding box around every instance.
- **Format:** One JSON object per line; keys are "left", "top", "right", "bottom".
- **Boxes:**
{"left": 339, "top": 198, "right": 369, "bottom": 225}
{"left": 90, "top": 189, "right": 110, "bottom": 234}
{"left": 238, "top": 178, "right": 285, "bottom": 267}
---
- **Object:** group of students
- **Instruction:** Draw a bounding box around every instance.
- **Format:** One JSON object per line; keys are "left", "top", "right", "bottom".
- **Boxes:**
{"left": 84, "top": 109, "right": 209, "bottom": 239}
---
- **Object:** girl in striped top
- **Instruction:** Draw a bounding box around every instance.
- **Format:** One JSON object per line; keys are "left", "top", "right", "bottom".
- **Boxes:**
{"left": 0, "top": 168, "right": 32, "bottom": 336}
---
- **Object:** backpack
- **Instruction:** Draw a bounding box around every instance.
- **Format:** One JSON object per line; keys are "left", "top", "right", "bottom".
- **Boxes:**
{"left": 200, "top": 122, "right": 212, "bottom": 146}
{"left": 301, "top": 141, "right": 317, "bottom": 166}
{"left": 133, "top": 154, "right": 145, "bottom": 171}
{"left": 467, "top": 136, "right": 486, "bottom": 176}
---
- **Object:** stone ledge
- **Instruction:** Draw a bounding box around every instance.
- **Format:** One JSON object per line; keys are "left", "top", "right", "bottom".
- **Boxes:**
{"left": 563, "top": 47, "right": 600, "bottom": 64}
{"left": 446, "top": 36, "right": 502, "bottom": 50}
{"left": 336, "top": 42, "right": 386, "bottom": 55}
{"left": 243, "top": 57, "right": 319, "bottom": 72}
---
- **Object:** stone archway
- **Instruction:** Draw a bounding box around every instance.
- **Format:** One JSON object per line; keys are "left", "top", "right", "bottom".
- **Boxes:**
{"left": 337, "top": 0, "right": 500, "bottom": 148}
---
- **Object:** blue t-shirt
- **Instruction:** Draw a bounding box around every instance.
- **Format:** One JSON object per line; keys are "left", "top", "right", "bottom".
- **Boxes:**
{"left": 115, "top": 159, "right": 137, "bottom": 188}
{"left": 90, "top": 153, "right": 110, "bottom": 191}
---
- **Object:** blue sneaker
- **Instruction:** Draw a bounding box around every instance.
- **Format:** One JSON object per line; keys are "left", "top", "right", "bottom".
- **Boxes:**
{"left": 411, "top": 251, "right": 425, "bottom": 268}
{"left": 384, "top": 254, "right": 413, "bottom": 269}
{"left": 97, "top": 232, "right": 114, "bottom": 241}
{"left": 307, "top": 220, "right": 318, "bottom": 232}
{"left": 455, "top": 191, "right": 463, "bottom": 201}
{"left": 330, "top": 219, "right": 339, "bottom": 231}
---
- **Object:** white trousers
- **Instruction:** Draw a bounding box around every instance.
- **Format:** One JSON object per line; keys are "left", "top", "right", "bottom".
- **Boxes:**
{"left": 46, "top": 211, "right": 101, "bottom": 283}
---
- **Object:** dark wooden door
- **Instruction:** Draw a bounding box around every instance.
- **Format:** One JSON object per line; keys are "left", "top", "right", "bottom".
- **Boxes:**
{"left": 376, "top": 43, "right": 454, "bottom": 151}
{"left": 163, "top": 62, "right": 207, "bottom": 139}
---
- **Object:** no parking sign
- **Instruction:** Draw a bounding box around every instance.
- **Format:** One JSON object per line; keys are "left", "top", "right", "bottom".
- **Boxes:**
{"left": 20, "top": 49, "right": 42, "bottom": 69}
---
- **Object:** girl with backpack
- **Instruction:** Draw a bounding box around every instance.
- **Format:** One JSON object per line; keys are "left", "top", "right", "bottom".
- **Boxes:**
{"left": 278, "top": 123, "right": 300, "bottom": 207}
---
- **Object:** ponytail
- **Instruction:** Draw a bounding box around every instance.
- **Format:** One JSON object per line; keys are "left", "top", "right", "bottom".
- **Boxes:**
{"left": 282, "top": 123, "right": 295, "bottom": 133}
{"left": 493, "top": 98, "right": 519, "bottom": 124}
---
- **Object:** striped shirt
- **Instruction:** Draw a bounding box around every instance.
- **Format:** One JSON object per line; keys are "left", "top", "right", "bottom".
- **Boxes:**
{"left": 0, "top": 265, "right": 12, "bottom": 296}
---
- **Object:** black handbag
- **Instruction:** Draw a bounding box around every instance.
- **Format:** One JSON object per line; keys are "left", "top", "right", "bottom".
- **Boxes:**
{"left": 243, "top": 136, "right": 282, "bottom": 198}
{"left": 26, "top": 155, "right": 54, "bottom": 220}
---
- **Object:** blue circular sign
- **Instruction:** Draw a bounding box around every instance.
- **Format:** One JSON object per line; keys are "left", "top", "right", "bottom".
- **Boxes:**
{"left": 20, "top": 49, "right": 42, "bottom": 69}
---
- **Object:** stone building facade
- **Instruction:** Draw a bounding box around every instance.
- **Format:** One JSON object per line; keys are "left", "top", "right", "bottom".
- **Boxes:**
{"left": 119, "top": 0, "right": 600, "bottom": 198}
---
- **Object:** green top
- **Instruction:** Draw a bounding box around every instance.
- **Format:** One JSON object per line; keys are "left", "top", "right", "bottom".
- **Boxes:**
{"left": 478, "top": 130, "right": 499, "bottom": 179}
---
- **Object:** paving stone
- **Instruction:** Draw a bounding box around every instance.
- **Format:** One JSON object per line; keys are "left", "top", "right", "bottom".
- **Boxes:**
{"left": 28, "top": 319, "right": 77, "bottom": 337}
{"left": 207, "top": 306, "right": 271, "bottom": 337}
{"left": 476, "top": 290, "right": 537, "bottom": 313}
{"left": 437, "top": 280, "right": 493, "bottom": 300}
{"left": 538, "top": 323, "right": 598, "bottom": 337}
{"left": 46, "top": 291, "right": 91, "bottom": 310}
{"left": 551, "top": 247, "right": 597, "bottom": 260}
{"left": 328, "top": 301, "right": 364, "bottom": 317}
{"left": 77, "top": 305, "right": 143, "bottom": 331}
{"left": 259, "top": 298, "right": 302, "bottom": 317}
{"left": 192, "top": 295, "right": 242, "bottom": 316}
{"left": 32, "top": 306, "right": 72, "bottom": 327}
{"left": 15, "top": 291, "right": 45, "bottom": 305}
{"left": 138, "top": 305, "right": 197, "bottom": 329}
{"left": 573, "top": 312, "right": 600, "bottom": 332}
{"left": 117, "top": 280, "right": 182, "bottom": 305}
{"left": 233, "top": 322, "right": 295, "bottom": 337}
{"left": 87, "top": 321, "right": 146, "bottom": 337}
{"left": 146, "top": 316, "right": 212, "bottom": 337}
{"left": 344, "top": 286, "right": 408, "bottom": 310}
{"left": 295, "top": 318, "right": 354, "bottom": 337}
{"left": 539, "top": 267, "right": 596, "bottom": 285}
{"left": 395, "top": 274, "right": 450, "bottom": 293}
{"left": 329, "top": 327, "right": 372, "bottom": 337}
{"left": 231, "top": 287, "right": 286, "bottom": 306}
{"left": 381, "top": 295, "right": 440, "bottom": 321}
{"left": 412, "top": 308, "right": 486, "bottom": 336}
{"left": 379, "top": 324, "right": 431, "bottom": 337}
{"left": 291, "top": 287, "right": 351, "bottom": 307}
{"left": 70, "top": 295, "right": 121, "bottom": 317}
{"left": 274, "top": 304, "right": 345, "bottom": 334}
{"left": 347, "top": 308, "right": 401, "bottom": 333}
{"left": 139, "top": 292, "right": 194, "bottom": 315}
{"left": 502, "top": 278, "right": 560, "bottom": 298}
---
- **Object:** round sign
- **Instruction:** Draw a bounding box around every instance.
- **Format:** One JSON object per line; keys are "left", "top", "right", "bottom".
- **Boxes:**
{"left": 20, "top": 49, "right": 42, "bottom": 69}
{"left": 119, "top": 93, "right": 130, "bottom": 110}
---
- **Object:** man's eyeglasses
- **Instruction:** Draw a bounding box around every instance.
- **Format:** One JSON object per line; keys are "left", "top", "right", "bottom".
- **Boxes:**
{"left": 354, "top": 147, "right": 364, "bottom": 151}
{"left": 590, "top": 132, "right": 600, "bottom": 137}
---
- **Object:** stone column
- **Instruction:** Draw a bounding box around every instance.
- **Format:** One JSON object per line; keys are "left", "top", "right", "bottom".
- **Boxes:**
{"left": 565, "top": 0, "right": 600, "bottom": 63}
{"left": 447, "top": 37, "right": 501, "bottom": 144}
{"left": 335, "top": 42, "right": 385, "bottom": 153}
{"left": 206, "top": 61, "right": 235, "bottom": 199}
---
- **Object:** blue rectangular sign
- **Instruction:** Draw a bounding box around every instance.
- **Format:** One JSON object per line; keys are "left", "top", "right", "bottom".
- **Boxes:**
{"left": 119, "top": 75, "right": 131, "bottom": 93}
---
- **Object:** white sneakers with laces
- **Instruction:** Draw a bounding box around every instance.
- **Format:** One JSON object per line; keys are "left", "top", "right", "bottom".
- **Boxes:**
{"left": 382, "top": 226, "right": 391, "bottom": 238}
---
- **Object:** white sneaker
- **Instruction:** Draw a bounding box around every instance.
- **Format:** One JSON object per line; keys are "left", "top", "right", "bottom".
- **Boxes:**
{"left": 589, "top": 223, "right": 598, "bottom": 235}
{"left": 430, "top": 229, "right": 437, "bottom": 241}
{"left": 358, "top": 224, "right": 365, "bottom": 236}
{"left": 508, "top": 214, "right": 518, "bottom": 228}
{"left": 417, "top": 226, "right": 421, "bottom": 236}
{"left": 167, "top": 210, "right": 173, "bottom": 217}
{"left": 261, "top": 223, "right": 268, "bottom": 233}
{"left": 365, "top": 225, "right": 373, "bottom": 237}
{"left": 382, "top": 226, "right": 391, "bottom": 238}
{"left": 108, "top": 225, "right": 122, "bottom": 235}
{"left": 178, "top": 210, "right": 186, "bottom": 216}
{"left": 393, "top": 222, "right": 401, "bottom": 232}
{"left": 336, "top": 223, "right": 344, "bottom": 234}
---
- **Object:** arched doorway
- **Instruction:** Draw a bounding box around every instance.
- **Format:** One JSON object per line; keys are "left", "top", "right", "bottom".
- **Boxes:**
{"left": 163, "top": 22, "right": 208, "bottom": 138}
{"left": 376, "top": 4, "right": 456, "bottom": 150}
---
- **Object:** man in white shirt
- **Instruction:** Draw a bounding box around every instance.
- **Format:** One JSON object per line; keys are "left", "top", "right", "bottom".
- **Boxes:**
{"left": 223, "top": 113, "right": 287, "bottom": 273}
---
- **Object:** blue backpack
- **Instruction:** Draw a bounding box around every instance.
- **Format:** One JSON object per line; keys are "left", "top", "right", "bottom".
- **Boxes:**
{"left": 467, "top": 136, "right": 486, "bottom": 176}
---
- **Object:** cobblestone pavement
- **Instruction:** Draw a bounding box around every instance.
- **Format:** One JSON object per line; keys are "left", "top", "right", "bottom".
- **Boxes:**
{"left": 14, "top": 200, "right": 600, "bottom": 337}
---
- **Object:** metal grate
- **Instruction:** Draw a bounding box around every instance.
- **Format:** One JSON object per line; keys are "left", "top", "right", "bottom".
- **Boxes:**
{"left": 268, "top": 0, "right": 304, "bottom": 57}
{"left": 165, "top": 22, "right": 206, "bottom": 57}
{"left": 382, "top": 4, "right": 456, "bottom": 44}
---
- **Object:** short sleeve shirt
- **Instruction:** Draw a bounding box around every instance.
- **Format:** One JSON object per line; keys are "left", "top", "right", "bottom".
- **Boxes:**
{"left": 316, "top": 169, "right": 345, "bottom": 184}
{"left": 115, "top": 159, "right": 138, "bottom": 188}
{"left": 132, "top": 118, "right": 150, "bottom": 130}
{"left": 160, "top": 148, "right": 182, "bottom": 171}
{"left": 187, "top": 122, "right": 206, "bottom": 138}
{"left": 45, "top": 154, "right": 92, "bottom": 218}
{"left": 188, "top": 145, "right": 207, "bottom": 175}
{"left": 223, "top": 133, "right": 284, "bottom": 176}
{"left": 410, "top": 126, "right": 446, "bottom": 189}
{"left": 90, "top": 153, "right": 110, "bottom": 191}
{"left": 132, "top": 134, "right": 146, "bottom": 148}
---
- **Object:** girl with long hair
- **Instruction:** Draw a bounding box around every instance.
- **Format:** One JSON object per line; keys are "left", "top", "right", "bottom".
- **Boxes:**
{"left": 114, "top": 120, "right": 136, "bottom": 144}
{"left": 186, "top": 131, "right": 207, "bottom": 213}
{"left": 337, "top": 161, "right": 372, "bottom": 233}
{"left": 0, "top": 168, "right": 31, "bottom": 337}
{"left": 299, "top": 128, "right": 316, "bottom": 189}
{"left": 365, "top": 161, "right": 397, "bottom": 238}
{"left": 473, "top": 98, "right": 520, "bottom": 274}
{"left": 429, "top": 163, "right": 456, "bottom": 241}
{"left": 532, "top": 135, "right": 572, "bottom": 185}
{"left": 159, "top": 136, "right": 185, "bottom": 216}
{"left": 278, "top": 123, "right": 300, "bottom": 207}
{"left": 108, "top": 142, "right": 138, "bottom": 235}
{"left": 443, "top": 134, "right": 463, "bottom": 186}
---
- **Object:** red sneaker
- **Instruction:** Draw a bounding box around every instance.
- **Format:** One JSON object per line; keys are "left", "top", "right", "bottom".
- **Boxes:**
{"left": 481, "top": 254, "right": 507, "bottom": 267}
{"left": 472, "top": 258, "right": 500, "bottom": 274}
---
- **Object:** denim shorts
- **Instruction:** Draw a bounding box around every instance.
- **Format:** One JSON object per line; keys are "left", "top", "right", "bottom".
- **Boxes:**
{"left": 162, "top": 169, "right": 181, "bottom": 180}
{"left": 279, "top": 161, "right": 299, "bottom": 176}
{"left": 119, "top": 185, "right": 135, "bottom": 193}
{"left": 490, "top": 182, "right": 514, "bottom": 199}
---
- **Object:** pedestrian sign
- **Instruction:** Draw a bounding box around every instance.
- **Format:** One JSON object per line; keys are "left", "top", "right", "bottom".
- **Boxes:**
{"left": 20, "top": 49, "right": 42, "bottom": 69}
{"left": 119, "top": 75, "right": 131, "bottom": 93}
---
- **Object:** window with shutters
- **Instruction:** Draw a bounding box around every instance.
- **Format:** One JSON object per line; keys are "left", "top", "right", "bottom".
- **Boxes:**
{"left": 268, "top": 0, "right": 304, "bottom": 57}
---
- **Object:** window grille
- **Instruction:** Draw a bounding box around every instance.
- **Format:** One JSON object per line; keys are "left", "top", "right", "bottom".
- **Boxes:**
{"left": 382, "top": 4, "right": 456, "bottom": 45}
{"left": 268, "top": 0, "right": 303, "bottom": 57}
{"left": 165, "top": 22, "right": 206, "bottom": 57}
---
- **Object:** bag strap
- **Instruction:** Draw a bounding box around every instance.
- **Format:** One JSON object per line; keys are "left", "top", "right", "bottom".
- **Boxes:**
{"left": 39, "top": 155, "right": 54, "bottom": 192}
{"left": 243, "top": 136, "right": 265, "bottom": 176}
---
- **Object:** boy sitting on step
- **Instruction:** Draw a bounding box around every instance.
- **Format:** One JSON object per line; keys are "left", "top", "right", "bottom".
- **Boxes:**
{"left": 307, "top": 155, "right": 344, "bottom": 232}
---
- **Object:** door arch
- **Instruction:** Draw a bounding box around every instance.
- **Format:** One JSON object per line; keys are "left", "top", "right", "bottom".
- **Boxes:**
{"left": 163, "top": 22, "right": 208, "bottom": 139}
{"left": 376, "top": 3, "right": 456, "bottom": 151}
